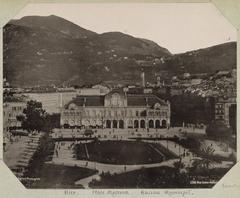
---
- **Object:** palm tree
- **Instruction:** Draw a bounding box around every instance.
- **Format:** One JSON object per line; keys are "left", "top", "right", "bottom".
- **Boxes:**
{"left": 190, "top": 146, "right": 216, "bottom": 182}
{"left": 173, "top": 159, "right": 190, "bottom": 187}
{"left": 173, "top": 159, "right": 185, "bottom": 173}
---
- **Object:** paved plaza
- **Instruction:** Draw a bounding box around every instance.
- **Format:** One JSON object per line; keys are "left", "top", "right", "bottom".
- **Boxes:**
{"left": 52, "top": 126, "right": 206, "bottom": 139}
{"left": 48, "top": 127, "right": 234, "bottom": 188}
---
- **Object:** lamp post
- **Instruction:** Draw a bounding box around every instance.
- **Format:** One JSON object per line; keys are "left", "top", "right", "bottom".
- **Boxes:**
{"left": 101, "top": 116, "right": 104, "bottom": 132}
{"left": 179, "top": 143, "right": 181, "bottom": 158}
{"left": 167, "top": 137, "right": 168, "bottom": 150}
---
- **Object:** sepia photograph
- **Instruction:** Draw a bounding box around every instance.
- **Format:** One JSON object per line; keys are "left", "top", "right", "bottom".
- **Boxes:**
{"left": 2, "top": 2, "right": 237, "bottom": 189}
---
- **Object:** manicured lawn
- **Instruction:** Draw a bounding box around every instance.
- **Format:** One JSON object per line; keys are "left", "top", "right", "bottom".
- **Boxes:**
{"left": 24, "top": 164, "right": 97, "bottom": 188}
{"left": 75, "top": 140, "right": 176, "bottom": 165}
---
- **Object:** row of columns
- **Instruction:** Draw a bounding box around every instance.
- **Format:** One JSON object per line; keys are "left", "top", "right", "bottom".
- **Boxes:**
{"left": 105, "top": 119, "right": 168, "bottom": 129}
{"left": 62, "top": 118, "right": 169, "bottom": 129}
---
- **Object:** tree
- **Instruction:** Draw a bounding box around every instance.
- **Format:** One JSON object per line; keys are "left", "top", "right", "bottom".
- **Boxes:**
{"left": 43, "top": 113, "right": 60, "bottom": 131}
{"left": 200, "top": 145, "right": 215, "bottom": 160}
{"left": 17, "top": 100, "right": 47, "bottom": 133}
{"left": 173, "top": 159, "right": 185, "bottom": 173}
{"left": 190, "top": 146, "right": 216, "bottom": 180}
{"left": 206, "top": 120, "right": 232, "bottom": 138}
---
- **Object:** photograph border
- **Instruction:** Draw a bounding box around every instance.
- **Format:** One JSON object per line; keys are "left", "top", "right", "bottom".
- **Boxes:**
{"left": 0, "top": 0, "right": 239, "bottom": 197}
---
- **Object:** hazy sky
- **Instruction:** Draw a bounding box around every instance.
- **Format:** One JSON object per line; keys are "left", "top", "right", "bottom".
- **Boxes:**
{"left": 14, "top": 3, "right": 237, "bottom": 54}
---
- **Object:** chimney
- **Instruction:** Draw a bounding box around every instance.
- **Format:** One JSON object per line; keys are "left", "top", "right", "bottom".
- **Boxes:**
{"left": 145, "top": 97, "right": 148, "bottom": 106}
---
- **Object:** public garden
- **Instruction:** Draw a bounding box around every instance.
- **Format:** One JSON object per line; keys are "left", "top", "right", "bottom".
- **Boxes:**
{"left": 3, "top": 100, "right": 236, "bottom": 189}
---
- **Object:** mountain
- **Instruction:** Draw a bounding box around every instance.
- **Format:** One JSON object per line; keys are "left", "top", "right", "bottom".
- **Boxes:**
{"left": 9, "top": 15, "right": 97, "bottom": 39}
{"left": 163, "top": 42, "right": 236, "bottom": 74}
{"left": 96, "top": 32, "right": 171, "bottom": 57}
{"left": 3, "top": 15, "right": 236, "bottom": 87}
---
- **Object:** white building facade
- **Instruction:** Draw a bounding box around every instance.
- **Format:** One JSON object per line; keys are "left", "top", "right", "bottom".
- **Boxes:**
{"left": 60, "top": 89, "right": 171, "bottom": 129}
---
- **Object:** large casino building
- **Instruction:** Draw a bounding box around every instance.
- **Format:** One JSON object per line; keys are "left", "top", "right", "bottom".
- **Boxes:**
{"left": 60, "top": 88, "right": 171, "bottom": 129}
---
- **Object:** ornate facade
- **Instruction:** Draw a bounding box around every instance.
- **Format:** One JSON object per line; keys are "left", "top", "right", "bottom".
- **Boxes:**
{"left": 60, "top": 89, "right": 171, "bottom": 129}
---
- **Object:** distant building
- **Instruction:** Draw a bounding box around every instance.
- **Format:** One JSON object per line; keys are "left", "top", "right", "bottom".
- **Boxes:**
{"left": 57, "top": 87, "right": 75, "bottom": 92}
{"left": 31, "top": 85, "right": 57, "bottom": 93}
{"left": 183, "top": 73, "right": 191, "bottom": 79}
{"left": 77, "top": 88, "right": 101, "bottom": 96}
{"left": 215, "top": 70, "right": 230, "bottom": 77}
{"left": 170, "top": 87, "right": 184, "bottom": 96}
{"left": 215, "top": 96, "right": 236, "bottom": 127}
{"left": 3, "top": 102, "right": 26, "bottom": 131}
{"left": 92, "top": 84, "right": 110, "bottom": 95}
{"left": 60, "top": 89, "right": 171, "bottom": 129}
{"left": 190, "top": 78, "right": 202, "bottom": 85}
{"left": 156, "top": 76, "right": 161, "bottom": 87}
{"left": 25, "top": 92, "right": 77, "bottom": 114}
{"left": 143, "top": 88, "right": 153, "bottom": 94}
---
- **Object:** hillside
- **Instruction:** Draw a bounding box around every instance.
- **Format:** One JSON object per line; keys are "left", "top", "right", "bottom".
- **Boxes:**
{"left": 164, "top": 42, "right": 236, "bottom": 74}
{"left": 9, "top": 15, "right": 97, "bottom": 39}
{"left": 3, "top": 15, "right": 236, "bottom": 87}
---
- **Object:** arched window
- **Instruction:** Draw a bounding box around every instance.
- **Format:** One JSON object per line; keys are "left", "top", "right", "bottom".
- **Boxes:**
{"left": 119, "top": 120, "right": 124, "bottom": 129}
{"left": 155, "top": 120, "right": 160, "bottom": 128}
{"left": 106, "top": 120, "right": 111, "bottom": 128}
{"left": 149, "top": 120, "right": 154, "bottom": 128}
{"left": 162, "top": 120, "right": 167, "bottom": 128}
{"left": 113, "top": 120, "right": 118, "bottom": 128}
{"left": 134, "top": 120, "right": 139, "bottom": 128}
{"left": 128, "top": 120, "right": 133, "bottom": 128}
{"left": 140, "top": 120, "right": 145, "bottom": 128}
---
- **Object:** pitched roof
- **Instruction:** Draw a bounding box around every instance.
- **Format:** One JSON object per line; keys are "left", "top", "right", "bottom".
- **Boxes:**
{"left": 127, "top": 94, "right": 167, "bottom": 107}
{"left": 66, "top": 95, "right": 104, "bottom": 108}
{"left": 66, "top": 93, "right": 167, "bottom": 108}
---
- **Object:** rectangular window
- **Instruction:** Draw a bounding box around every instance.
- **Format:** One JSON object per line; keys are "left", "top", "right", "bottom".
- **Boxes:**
{"left": 136, "top": 111, "right": 139, "bottom": 117}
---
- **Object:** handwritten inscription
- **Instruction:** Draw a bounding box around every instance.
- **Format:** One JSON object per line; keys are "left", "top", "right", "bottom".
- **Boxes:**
{"left": 64, "top": 190, "right": 77, "bottom": 195}
{"left": 141, "top": 190, "right": 194, "bottom": 197}
{"left": 92, "top": 190, "right": 129, "bottom": 196}
{"left": 222, "top": 183, "right": 240, "bottom": 188}
{"left": 63, "top": 189, "right": 194, "bottom": 197}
